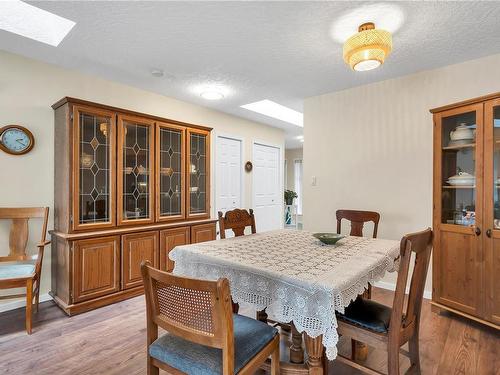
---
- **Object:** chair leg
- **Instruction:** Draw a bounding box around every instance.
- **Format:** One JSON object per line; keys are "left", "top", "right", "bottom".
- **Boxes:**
{"left": 271, "top": 342, "right": 280, "bottom": 375}
{"left": 147, "top": 355, "right": 159, "bottom": 375}
{"left": 351, "top": 338, "right": 356, "bottom": 360}
{"left": 408, "top": 328, "right": 421, "bottom": 373}
{"left": 35, "top": 279, "right": 41, "bottom": 313}
{"left": 387, "top": 343, "right": 400, "bottom": 375}
{"left": 26, "top": 279, "right": 33, "bottom": 335}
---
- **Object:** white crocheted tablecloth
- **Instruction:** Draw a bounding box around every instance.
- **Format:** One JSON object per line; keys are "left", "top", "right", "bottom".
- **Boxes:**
{"left": 170, "top": 230, "right": 400, "bottom": 360}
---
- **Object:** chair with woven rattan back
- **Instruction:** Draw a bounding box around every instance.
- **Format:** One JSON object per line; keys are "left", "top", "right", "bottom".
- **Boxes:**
{"left": 141, "top": 261, "right": 280, "bottom": 375}
{"left": 335, "top": 228, "right": 433, "bottom": 375}
{"left": 218, "top": 209, "right": 256, "bottom": 239}
{"left": 0, "top": 207, "right": 50, "bottom": 334}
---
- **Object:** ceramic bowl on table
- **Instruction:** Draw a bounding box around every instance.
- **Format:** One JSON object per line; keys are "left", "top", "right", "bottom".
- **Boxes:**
{"left": 313, "top": 233, "right": 345, "bottom": 245}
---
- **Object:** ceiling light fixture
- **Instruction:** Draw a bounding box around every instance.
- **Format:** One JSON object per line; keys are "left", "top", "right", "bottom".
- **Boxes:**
{"left": 0, "top": 0, "right": 75, "bottom": 47}
{"left": 343, "top": 22, "right": 392, "bottom": 71}
{"left": 200, "top": 90, "right": 224, "bottom": 100}
{"left": 241, "top": 100, "right": 303, "bottom": 127}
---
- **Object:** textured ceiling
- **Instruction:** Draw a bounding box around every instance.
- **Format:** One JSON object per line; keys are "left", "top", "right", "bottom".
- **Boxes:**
{"left": 2, "top": 1, "right": 500, "bottom": 148}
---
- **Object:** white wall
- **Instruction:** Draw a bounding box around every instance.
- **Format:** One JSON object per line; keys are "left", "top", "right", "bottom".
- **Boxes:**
{"left": 304, "top": 53, "right": 500, "bottom": 293}
{"left": 0, "top": 50, "right": 284, "bottom": 310}
{"left": 285, "top": 148, "right": 303, "bottom": 191}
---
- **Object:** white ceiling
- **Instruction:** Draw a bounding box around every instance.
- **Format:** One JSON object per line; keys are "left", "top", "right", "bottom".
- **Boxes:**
{"left": 2, "top": 1, "right": 500, "bottom": 148}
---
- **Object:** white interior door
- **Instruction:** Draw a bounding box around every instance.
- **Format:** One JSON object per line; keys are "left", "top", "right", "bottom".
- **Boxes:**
{"left": 216, "top": 136, "right": 242, "bottom": 219}
{"left": 253, "top": 142, "right": 281, "bottom": 232}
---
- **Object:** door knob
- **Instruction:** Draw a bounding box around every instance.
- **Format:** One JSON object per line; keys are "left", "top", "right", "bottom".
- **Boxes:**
{"left": 486, "top": 229, "right": 492, "bottom": 238}
{"left": 475, "top": 227, "right": 481, "bottom": 236}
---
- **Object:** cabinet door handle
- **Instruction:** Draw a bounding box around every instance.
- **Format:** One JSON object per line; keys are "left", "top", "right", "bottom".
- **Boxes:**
{"left": 486, "top": 229, "right": 492, "bottom": 238}
{"left": 475, "top": 227, "right": 481, "bottom": 236}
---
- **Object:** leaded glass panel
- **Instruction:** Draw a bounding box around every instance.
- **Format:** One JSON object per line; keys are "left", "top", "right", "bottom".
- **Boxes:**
{"left": 159, "top": 128, "right": 183, "bottom": 217}
{"left": 79, "top": 113, "right": 111, "bottom": 224}
{"left": 123, "top": 121, "right": 151, "bottom": 220}
{"left": 189, "top": 133, "right": 207, "bottom": 214}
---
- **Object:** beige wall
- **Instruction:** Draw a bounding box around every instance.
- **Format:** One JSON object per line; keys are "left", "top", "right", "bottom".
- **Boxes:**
{"left": 304, "top": 53, "right": 500, "bottom": 293}
{"left": 0, "top": 51, "right": 284, "bottom": 310}
{"left": 285, "top": 148, "right": 303, "bottom": 191}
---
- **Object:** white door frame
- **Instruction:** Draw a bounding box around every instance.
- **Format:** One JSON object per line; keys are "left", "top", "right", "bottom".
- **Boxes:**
{"left": 213, "top": 132, "right": 245, "bottom": 218}
{"left": 252, "top": 140, "right": 284, "bottom": 229}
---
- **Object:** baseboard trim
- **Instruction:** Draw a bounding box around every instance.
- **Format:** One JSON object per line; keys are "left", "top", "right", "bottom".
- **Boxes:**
{"left": 0, "top": 293, "right": 53, "bottom": 313}
{"left": 375, "top": 281, "right": 432, "bottom": 300}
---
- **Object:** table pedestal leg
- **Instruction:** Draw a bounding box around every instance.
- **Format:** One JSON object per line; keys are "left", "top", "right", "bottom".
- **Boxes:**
{"left": 257, "top": 309, "right": 268, "bottom": 323}
{"left": 305, "top": 334, "right": 324, "bottom": 375}
{"left": 231, "top": 298, "right": 239, "bottom": 314}
{"left": 290, "top": 323, "right": 304, "bottom": 364}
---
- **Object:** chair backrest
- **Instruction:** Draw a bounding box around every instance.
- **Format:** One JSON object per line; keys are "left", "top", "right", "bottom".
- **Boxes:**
{"left": 336, "top": 209, "right": 380, "bottom": 238}
{"left": 0, "top": 207, "right": 49, "bottom": 261}
{"left": 141, "top": 262, "right": 234, "bottom": 352}
{"left": 218, "top": 208, "right": 256, "bottom": 239}
{"left": 389, "top": 228, "right": 433, "bottom": 335}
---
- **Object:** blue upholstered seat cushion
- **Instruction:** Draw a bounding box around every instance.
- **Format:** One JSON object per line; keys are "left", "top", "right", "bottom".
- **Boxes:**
{"left": 337, "top": 297, "right": 392, "bottom": 333}
{"left": 149, "top": 313, "right": 278, "bottom": 375}
{"left": 0, "top": 263, "right": 35, "bottom": 280}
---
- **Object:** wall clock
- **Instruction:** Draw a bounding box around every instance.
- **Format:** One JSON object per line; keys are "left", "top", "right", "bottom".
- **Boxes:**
{"left": 0, "top": 125, "right": 35, "bottom": 155}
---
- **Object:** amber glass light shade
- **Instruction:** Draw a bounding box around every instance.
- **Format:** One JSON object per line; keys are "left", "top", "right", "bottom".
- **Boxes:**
{"left": 343, "top": 22, "right": 392, "bottom": 71}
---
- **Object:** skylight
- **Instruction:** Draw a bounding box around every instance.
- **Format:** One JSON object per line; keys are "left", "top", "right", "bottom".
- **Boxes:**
{"left": 241, "top": 100, "right": 303, "bottom": 127}
{"left": 0, "top": 1, "right": 75, "bottom": 47}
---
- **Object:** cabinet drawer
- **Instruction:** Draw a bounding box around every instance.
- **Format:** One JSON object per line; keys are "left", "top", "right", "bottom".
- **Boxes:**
{"left": 160, "top": 227, "right": 190, "bottom": 272}
{"left": 191, "top": 223, "right": 216, "bottom": 244}
{"left": 72, "top": 236, "right": 120, "bottom": 303}
{"left": 122, "top": 231, "right": 159, "bottom": 289}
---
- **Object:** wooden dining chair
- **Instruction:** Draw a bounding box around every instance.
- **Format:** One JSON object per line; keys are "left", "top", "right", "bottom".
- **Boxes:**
{"left": 141, "top": 261, "right": 280, "bottom": 375}
{"left": 0, "top": 207, "right": 50, "bottom": 334}
{"left": 218, "top": 209, "right": 256, "bottom": 239}
{"left": 336, "top": 209, "right": 380, "bottom": 298}
{"left": 336, "top": 209, "right": 380, "bottom": 238}
{"left": 335, "top": 228, "right": 433, "bottom": 375}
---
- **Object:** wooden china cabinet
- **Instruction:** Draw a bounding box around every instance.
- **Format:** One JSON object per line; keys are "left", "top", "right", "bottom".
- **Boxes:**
{"left": 50, "top": 98, "right": 216, "bottom": 315}
{"left": 432, "top": 92, "right": 500, "bottom": 329}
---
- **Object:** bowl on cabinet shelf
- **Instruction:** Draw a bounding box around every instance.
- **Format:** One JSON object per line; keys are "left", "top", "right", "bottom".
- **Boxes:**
{"left": 446, "top": 171, "right": 475, "bottom": 186}
{"left": 449, "top": 123, "right": 475, "bottom": 142}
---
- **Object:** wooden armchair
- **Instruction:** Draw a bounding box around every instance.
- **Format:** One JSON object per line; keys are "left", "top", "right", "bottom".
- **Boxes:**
{"left": 0, "top": 207, "right": 50, "bottom": 334}
{"left": 218, "top": 209, "right": 256, "bottom": 239}
{"left": 335, "top": 228, "right": 433, "bottom": 375}
{"left": 141, "top": 261, "right": 280, "bottom": 375}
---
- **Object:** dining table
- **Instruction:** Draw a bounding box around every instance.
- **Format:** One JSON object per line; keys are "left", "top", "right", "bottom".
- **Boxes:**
{"left": 170, "top": 229, "right": 401, "bottom": 375}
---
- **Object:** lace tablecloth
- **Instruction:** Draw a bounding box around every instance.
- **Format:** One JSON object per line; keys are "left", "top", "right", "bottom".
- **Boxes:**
{"left": 170, "top": 230, "right": 400, "bottom": 359}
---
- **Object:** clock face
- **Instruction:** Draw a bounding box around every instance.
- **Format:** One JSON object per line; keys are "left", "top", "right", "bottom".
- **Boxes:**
{"left": 0, "top": 126, "right": 34, "bottom": 154}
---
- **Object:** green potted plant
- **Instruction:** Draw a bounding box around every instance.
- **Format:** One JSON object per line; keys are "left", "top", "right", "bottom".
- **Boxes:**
{"left": 284, "top": 189, "right": 298, "bottom": 205}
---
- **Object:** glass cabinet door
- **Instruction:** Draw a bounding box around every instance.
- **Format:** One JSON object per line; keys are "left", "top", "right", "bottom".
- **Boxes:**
{"left": 73, "top": 105, "right": 116, "bottom": 230}
{"left": 439, "top": 108, "right": 482, "bottom": 228}
{"left": 484, "top": 99, "right": 500, "bottom": 324}
{"left": 156, "top": 122, "right": 185, "bottom": 221}
{"left": 187, "top": 128, "right": 210, "bottom": 218}
{"left": 434, "top": 104, "right": 483, "bottom": 316}
{"left": 117, "top": 115, "right": 155, "bottom": 225}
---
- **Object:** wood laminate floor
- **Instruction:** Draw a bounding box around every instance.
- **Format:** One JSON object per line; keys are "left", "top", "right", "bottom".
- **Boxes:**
{"left": 0, "top": 288, "right": 498, "bottom": 375}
